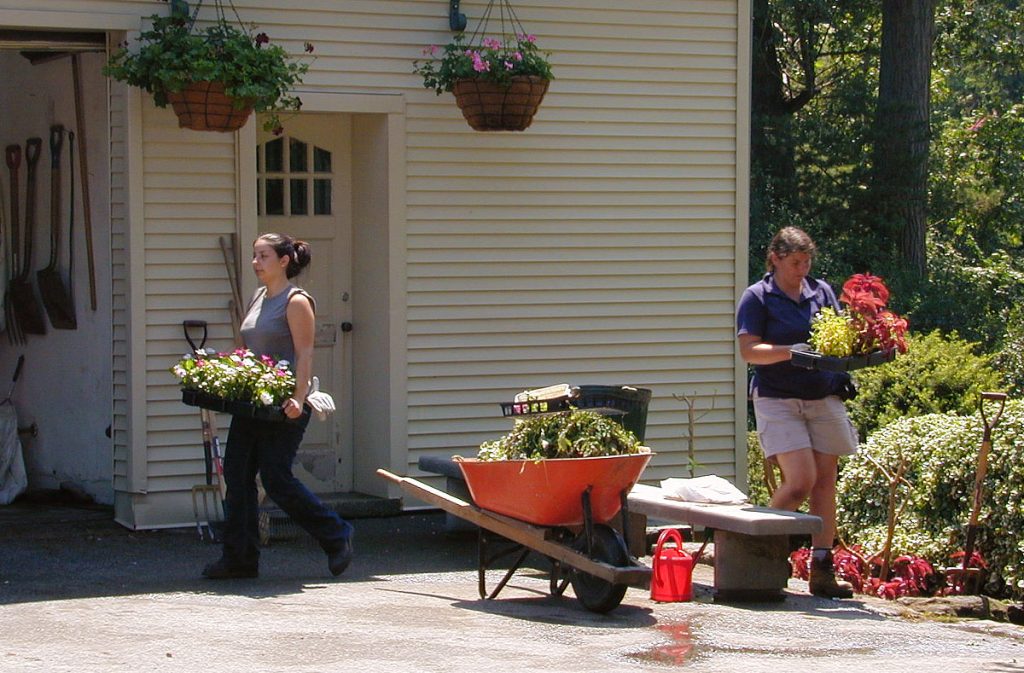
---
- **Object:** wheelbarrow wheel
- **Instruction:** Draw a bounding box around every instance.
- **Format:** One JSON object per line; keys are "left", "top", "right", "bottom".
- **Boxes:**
{"left": 570, "top": 524, "right": 629, "bottom": 613}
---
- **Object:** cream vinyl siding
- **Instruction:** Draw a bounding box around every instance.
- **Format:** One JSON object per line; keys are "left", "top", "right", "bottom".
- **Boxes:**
{"left": 138, "top": 0, "right": 744, "bottom": 508}
{"left": 139, "top": 100, "right": 241, "bottom": 509}
{"left": 401, "top": 1, "right": 743, "bottom": 483}
{"left": 110, "top": 83, "right": 131, "bottom": 495}
{"left": 42, "top": 0, "right": 746, "bottom": 526}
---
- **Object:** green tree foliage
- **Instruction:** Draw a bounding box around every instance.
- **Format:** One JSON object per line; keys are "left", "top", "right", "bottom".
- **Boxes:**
{"left": 846, "top": 330, "right": 1003, "bottom": 438}
{"left": 837, "top": 401, "right": 1024, "bottom": 598}
{"left": 751, "top": 0, "right": 1024, "bottom": 362}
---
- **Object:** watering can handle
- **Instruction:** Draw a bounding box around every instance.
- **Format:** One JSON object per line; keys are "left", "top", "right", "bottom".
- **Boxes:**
{"left": 653, "top": 527, "right": 683, "bottom": 557}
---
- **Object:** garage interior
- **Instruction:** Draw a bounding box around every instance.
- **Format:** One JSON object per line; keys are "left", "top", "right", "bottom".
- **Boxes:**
{"left": 0, "top": 28, "right": 114, "bottom": 507}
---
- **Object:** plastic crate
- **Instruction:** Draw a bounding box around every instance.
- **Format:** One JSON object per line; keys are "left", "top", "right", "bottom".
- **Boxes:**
{"left": 500, "top": 384, "right": 652, "bottom": 442}
{"left": 790, "top": 348, "right": 897, "bottom": 372}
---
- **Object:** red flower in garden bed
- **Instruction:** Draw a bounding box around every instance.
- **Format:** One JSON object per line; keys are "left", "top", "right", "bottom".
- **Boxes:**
{"left": 790, "top": 546, "right": 942, "bottom": 599}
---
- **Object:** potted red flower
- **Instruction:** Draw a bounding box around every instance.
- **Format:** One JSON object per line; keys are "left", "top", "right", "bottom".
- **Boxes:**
{"left": 793, "top": 274, "right": 909, "bottom": 372}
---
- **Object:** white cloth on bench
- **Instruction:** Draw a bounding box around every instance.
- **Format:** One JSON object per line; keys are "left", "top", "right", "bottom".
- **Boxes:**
{"left": 660, "top": 475, "right": 747, "bottom": 505}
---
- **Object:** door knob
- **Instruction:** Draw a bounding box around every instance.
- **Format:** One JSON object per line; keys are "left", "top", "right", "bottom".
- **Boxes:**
{"left": 341, "top": 322, "right": 353, "bottom": 333}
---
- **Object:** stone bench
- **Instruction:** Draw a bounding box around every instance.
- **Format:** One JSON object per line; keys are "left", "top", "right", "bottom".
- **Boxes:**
{"left": 627, "top": 483, "right": 822, "bottom": 602}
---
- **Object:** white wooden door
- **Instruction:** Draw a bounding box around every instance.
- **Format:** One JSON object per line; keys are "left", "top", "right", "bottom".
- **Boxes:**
{"left": 257, "top": 113, "right": 352, "bottom": 492}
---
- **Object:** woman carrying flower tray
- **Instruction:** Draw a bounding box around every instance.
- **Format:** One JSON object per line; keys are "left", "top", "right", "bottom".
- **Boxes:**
{"left": 735, "top": 227, "right": 859, "bottom": 599}
{"left": 201, "top": 232, "right": 354, "bottom": 580}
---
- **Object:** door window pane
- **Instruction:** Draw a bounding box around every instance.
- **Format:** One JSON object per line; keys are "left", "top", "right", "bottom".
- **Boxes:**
{"left": 290, "top": 138, "right": 308, "bottom": 173}
{"left": 265, "top": 179, "right": 284, "bottom": 215}
{"left": 314, "top": 179, "right": 332, "bottom": 215}
{"left": 290, "top": 179, "right": 308, "bottom": 215}
{"left": 264, "top": 138, "right": 284, "bottom": 172}
{"left": 314, "top": 147, "right": 331, "bottom": 173}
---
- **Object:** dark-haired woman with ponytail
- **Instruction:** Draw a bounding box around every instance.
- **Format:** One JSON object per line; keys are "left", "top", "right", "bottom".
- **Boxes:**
{"left": 203, "top": 233, "right": 354, "bottom": 579}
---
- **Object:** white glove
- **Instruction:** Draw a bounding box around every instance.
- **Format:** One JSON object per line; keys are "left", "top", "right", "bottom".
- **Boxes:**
{"left": 306, "top": 376, "right": 336, "bottom": 421}
{"left": 790, "top": 342, "right": 813, "bottom": 353}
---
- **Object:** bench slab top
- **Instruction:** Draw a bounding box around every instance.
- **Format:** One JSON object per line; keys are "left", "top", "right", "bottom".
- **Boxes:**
{"left": 417, "top": 455, "right": 465, "bottom": 479}
{"left": 628, "top": 483, "right": 822, "bottom": 536}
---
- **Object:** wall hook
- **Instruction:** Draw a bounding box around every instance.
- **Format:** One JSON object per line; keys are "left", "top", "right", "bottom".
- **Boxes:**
{"left": 449, "top": 0, "right": 467, "bottom": 31}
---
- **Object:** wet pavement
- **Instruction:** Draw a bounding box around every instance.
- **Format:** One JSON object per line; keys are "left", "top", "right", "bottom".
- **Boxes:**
{"left": 1, "top": 501, "right": 1023, "bottom": 673}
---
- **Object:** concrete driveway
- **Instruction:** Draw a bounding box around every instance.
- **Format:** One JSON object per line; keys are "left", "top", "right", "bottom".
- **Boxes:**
{"left": 1, "top": 502, "right": 1022, "bottom": 673}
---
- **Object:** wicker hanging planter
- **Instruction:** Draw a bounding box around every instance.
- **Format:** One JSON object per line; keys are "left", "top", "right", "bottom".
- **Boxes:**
{"left": 166, "top": 81, "right": 254, "bottom": 132}
{"left": 103, "top": 0, "right": 310, "bottom": 134}
{"left": 452, "top": 75, "right": 549, "bottom": 132}
{"left": 413, "top": 0, "right": 553, "bottom": 132}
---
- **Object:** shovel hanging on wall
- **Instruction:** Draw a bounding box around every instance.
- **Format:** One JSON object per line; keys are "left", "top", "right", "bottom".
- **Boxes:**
{"left": 10, "top": 137, "right": 46, "bottom": 336}
{"left": 4, "top": 145, "right": 20, "bottom": 344}
{"left": 37, "top": 125, "right": 76, "bottom": 329}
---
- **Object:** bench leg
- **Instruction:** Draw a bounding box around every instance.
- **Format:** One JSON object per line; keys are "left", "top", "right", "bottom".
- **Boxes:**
{"left": 712, "top": 531, "right": 791, "bottom": 602}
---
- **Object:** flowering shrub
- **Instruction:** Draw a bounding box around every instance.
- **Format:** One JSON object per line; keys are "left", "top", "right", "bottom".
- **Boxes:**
{"left": 838, "top": 404, "right": 1024, "bottom": 599}
{"left": 809, "top": 273, "right": 909, "bottom": 356}
{"left": 414, "top": 32, "right": 553, "bottom": 95}
{"left": 171, "top": 348, "right": 295, "bottom": 406}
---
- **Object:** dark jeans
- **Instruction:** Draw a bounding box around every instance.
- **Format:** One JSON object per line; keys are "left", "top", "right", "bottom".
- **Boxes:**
{"left": 221, "top": 411, "right": 352, "bottom": 567}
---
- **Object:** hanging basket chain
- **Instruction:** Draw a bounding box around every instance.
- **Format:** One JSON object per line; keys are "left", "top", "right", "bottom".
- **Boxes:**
{"left": 178, "top": 0, "right": 250, "bottom": 37}
{"left": 467, "top": 0, "right": 531, "bottom": 48}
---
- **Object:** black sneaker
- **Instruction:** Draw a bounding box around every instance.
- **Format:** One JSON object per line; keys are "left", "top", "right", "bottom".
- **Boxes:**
{"left": 202, "top": 557, "right": 259, "bottom": 579}
{"left": 327, "top": 536, "right": 354, "bottom": 577}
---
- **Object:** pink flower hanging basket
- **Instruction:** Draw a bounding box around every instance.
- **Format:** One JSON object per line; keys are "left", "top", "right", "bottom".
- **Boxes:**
{"left": 452, "top": 75, "right": 549, "bottom": 131}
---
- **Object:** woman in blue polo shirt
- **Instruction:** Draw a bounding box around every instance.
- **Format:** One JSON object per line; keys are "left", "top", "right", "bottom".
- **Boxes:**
{"left": 736, "top": 226, "right": 858, "bottom": 599}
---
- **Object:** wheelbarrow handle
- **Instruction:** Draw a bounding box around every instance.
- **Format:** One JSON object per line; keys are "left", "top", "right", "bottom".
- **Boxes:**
{"left": 183, "top": 320, "right": 208, "bottom": 354}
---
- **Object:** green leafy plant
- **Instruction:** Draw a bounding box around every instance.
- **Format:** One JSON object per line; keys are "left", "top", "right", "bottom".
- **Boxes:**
{"left": 478, "top": 409, "right": 644, "bottom": 461}
{"left": 846, "top": 330, "right": 1003, "bottom": 437}
{"left": 414, "top": 32, "right": 553, "bottom": 95}
{"left": 103, "top": 12, "right": 311, "bottom": 133}
{"left": 171, "top": 348, "right": 295, "bottom": 406}
{"left": 836, "top": 402, "right": 1024, "bottom": 599}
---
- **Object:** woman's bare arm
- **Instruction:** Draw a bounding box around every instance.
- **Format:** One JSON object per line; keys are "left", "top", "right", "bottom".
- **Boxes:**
{"left": 738, "top": 333, "right": 798, "bottom": 365}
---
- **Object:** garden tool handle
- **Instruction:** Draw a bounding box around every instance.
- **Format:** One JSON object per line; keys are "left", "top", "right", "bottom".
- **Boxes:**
{"left": 5, "top": 144, "right": 19, "bottom": 170}
{"left": 980, "top": 392, "right": 1007, "bottom": 434}
{"left": 5, "top": 145, "right": 20, "bottom": 274}
{"left": 24, "top": 137, "right": 41, "bottom": 166}
{"left": 48, "top": 126, "right": 64, "bottom": 269}
{"left": 49, "top": 126, "right": 63, "bottom": 169}
{"left": 23, "top": 137, "right": 42, "bottom": 281}
{"left": 183, "top": 320, "right": 208, "bottom": 354}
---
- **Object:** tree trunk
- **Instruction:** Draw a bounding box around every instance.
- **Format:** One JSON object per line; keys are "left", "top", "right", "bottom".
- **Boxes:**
{"left": 872, "top": 0, "right": 935, "bottom": 275}
{"left": 751, "top": 0, "right": 794, "bottom": 191}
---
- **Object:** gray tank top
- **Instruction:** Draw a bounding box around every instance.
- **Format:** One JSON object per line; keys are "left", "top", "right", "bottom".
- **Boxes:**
{"left": 240, "top": 285, "right": 313, "bottom": 367}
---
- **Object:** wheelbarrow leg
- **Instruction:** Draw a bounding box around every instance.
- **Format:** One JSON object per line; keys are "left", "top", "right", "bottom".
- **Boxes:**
{"left": 477, "top": 529, "right": 531, "bottom": 600}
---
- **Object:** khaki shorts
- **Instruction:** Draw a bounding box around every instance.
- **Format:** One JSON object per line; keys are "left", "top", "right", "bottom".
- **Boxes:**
{"left": 753, "top": 394, "right": 859, "bottom": 458}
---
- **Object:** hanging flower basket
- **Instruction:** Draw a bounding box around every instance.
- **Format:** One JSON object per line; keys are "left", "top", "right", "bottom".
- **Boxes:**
{"left": 452, "top": 75, "right": 549, "bottom": 132}
{"left": 103, "top": 1, "right": 312, "bottom": 134}
{"left": 166, "top": 81, "right": 254, "bottom": 132}
{"left": 413, "top": 0, "right": 554, "bottom": 132}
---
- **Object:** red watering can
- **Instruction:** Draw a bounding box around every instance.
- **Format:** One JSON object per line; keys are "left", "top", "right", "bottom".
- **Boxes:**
{"left": 650, "top": 528, "right": 697, "bottom": 602}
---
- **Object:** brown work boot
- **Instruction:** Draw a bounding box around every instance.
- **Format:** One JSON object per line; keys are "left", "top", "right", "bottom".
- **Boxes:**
{"left": 808, "top": 551, "right": 854, "bottom": 599}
